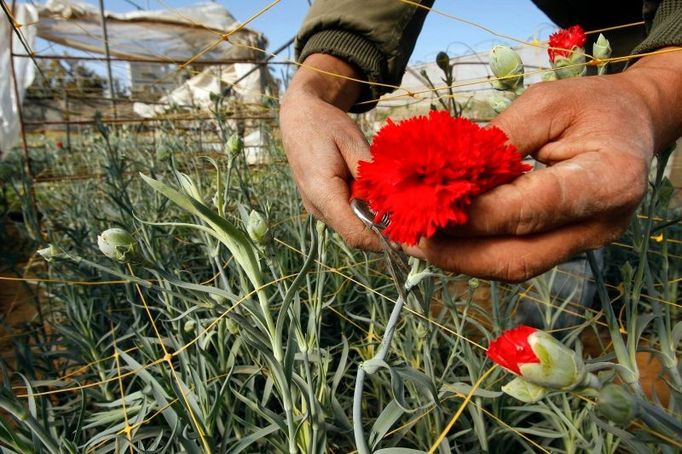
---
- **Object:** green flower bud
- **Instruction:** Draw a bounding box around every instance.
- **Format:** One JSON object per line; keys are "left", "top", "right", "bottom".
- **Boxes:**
{"left": 225, "top": 133, "right": 243, "bottom": 155}
{"left": 247, "top": 210, "right": 268, "bottom": 244}
{"left": 488, "top": 94, "right": 513, "bottom": 114}
{"left": 592, "top": 33, "right": 611, "bottom": 75}
{"left": 226, "top": 318, "right": 240, "bottom": 335}
{"left": 541, "top": 70, "right": 558, "bottom": 82}
{"left": 597, "top": 384, "right": 638, "bottom": 425}
{"left": 176, "top": 172, "right": 202, "bottom": 202}
{"left": 489, "top": 45, "right": 524, "bottom": 90}
{"left": 436, "top": 51, "right": 451, "bottom": 73}
{"left": 552, "top": 50, "right": 586, "bottom": 79}
{"left": 97, "top": 228, "right": 139, "bottom": 263}
{"left": 37, "top": 244, "right": 60, "bottom": 262}
{"left": 183, "top": 320, "right": 197, "bottom": 333}
{"left": 519, "top": 329, "right": 585, "bottom": 389}
{"left": 592, "top": 33, "right": 611, "bottom": 61}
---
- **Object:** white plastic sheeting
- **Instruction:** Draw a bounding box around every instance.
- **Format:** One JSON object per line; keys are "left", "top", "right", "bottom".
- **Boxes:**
{"left": 133, "top": 63, "right": 274, "bottom": 118}
{"left": 1, "top": 0, "right": 273, "bottom": 157}
{"left": 0, "top": 4, "right": 37, "bottom": 156}
{"left": 36, "top": 0, "right": 265, "bottom": 62}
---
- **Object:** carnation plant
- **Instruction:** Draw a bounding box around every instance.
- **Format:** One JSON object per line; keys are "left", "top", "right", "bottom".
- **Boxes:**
{"left": 0, "top": 26, "right": 679, "bottom": 454}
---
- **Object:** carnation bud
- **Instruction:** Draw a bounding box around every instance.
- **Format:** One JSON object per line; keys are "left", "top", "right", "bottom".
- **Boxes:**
{"left": 225, "top": 133, "right": 243, "bottom": 155}
{"left": 436, "top": 51, "right": 450, "bottom": 73}
{"left": 489, "top": 45, "right": 524, "bottom": 90}
{"left": 552, "top": 50, "right": 586, "bottom": 79}
{"left": 487, "top": 325, "right": 587, "bottom": 390}
{"left": 592, "top": 33, "right": 611, "bottom": 75}
{"left": 37, "top": 244, "right": 60, "bottom": 262}
{"left": 226, "top": 318, "right": 240, "bottom": 335}
{"left": 97, "top": 228, "right": 139, "bottom": 263}
{"left": 183, "top": 320, "right": 197, "bottom": 333}
{"left": 488, "top": 94, "right": 513, "bottom": 114}
{"left": 176, "top": 172, "right": 202, "bottom": 202}
{"left": 541, "top": 70, "right": 558, "bottom": 82}
{"left": 592, "top": 33, "right": 611, "bottom": 61}
{"left": 597, "top": 384, "right": 638, "bottom": 425}
{"left": 246, "top": 210, "right": 268, "bottom": 244}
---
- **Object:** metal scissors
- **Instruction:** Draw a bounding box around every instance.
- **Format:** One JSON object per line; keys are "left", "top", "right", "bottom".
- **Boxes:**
{"left": 350, "top": 199, "right": 425, "bottom": 309}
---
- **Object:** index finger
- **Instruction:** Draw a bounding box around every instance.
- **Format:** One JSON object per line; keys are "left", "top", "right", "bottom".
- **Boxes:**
{"left": 448, "top": 149, "right": 647, "bottom": 237}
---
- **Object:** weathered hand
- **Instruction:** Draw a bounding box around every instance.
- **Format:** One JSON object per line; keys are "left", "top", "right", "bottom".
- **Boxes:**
{"left": 412, "top": 49, "right": 682, "bottom": 282}
{"left": 280, "top": 54, "right": 380, "bottom": 250}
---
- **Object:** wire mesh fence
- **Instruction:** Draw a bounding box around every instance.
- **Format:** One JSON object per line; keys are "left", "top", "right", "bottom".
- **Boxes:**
{"left": 1, "top": 1, "right": 681, "bottom": 452}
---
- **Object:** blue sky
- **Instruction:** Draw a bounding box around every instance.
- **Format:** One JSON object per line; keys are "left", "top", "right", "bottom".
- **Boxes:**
{"left": 101, "top": 0, "right": 555, "bottom": 62}
{"left": 32, "top": 0, "right": 557, "bottom": 85}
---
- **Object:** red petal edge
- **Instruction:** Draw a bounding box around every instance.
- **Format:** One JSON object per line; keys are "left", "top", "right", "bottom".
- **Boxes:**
{"left": 486, "top": 325, "right": 540, "bottom": 375}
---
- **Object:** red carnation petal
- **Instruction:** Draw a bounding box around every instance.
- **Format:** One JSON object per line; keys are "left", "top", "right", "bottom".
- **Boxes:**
{"left": 486, "top": 325, "right": 540, "bottom": 375}
{"left": 353, "top": 111, "right": 531, "bottom": 245}
{"left": 548, "top": 25, "right": 586, "bottom": 62}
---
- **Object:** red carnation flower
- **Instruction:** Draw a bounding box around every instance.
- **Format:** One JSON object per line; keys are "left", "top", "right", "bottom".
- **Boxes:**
{"left": 548, "top": 25, "right": 586, "bottom": 63}
{"left": 486, "top": 325, "right": 540, "bottom": 375}
{"left": 56, "top": 141, "right": 64, "bottom": 149}
{"left": 352, "top": 111, "right": 531, "bottom": 245}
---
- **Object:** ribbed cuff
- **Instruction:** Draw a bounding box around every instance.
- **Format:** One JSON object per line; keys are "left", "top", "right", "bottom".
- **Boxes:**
{"left": 298, "top": 29, "right": 387, "bottom": 113}
{"left": 632, "top": 3, "right": 682, "bottom": 55}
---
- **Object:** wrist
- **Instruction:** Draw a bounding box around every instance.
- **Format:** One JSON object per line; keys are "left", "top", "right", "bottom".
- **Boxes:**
{"left": 286, "top": 53, "right": 363, "bottom": 112}
{"left": 623, "top": 48, "right": 682, "bottom": 153}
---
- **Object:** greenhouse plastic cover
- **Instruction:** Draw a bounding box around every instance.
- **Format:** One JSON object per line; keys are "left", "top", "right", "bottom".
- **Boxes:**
{"left": 1, "top": 0, "right": 267, "bottom": 156}
{"left": 35, "top": 0, "right": 265, "bottom": 62}
{"left": 133, "top": 63, "right": 275, "bottom": 118}
{"left": 0, "top": 4, "right": 37, "bottom": 156}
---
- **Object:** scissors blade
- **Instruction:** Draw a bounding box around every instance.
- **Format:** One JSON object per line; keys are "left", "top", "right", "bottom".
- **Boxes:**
{"left": 351, "top": 199, "right": 426, "bottom": 309}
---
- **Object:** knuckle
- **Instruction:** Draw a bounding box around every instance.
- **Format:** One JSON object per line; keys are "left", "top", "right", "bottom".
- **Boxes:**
{"left": 512, "top": 203, "right": 538, "bottom": 236}
{"left": 505, "top": 184, "right": 543, "bottom": 236}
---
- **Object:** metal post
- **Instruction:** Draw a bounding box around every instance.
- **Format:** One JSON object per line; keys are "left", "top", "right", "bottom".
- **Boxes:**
{"left": 65, "top": 89, "right": 72, "bottom": 152}
{"left": 7, "top": 0, "right": 40, "bottom": 233}
{"left": 97, "top": 0, "right": 117, "bottom": 118}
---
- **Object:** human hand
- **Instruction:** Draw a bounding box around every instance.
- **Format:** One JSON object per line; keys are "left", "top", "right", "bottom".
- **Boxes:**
{"left": 280, "top": 54, "right": 381, "bottom": 250}
{"left": 412, "top": 49, "right": 682, "bottom": 282}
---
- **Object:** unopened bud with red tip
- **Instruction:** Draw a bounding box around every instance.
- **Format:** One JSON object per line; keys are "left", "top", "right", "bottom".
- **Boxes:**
{"left": 548, "top": 25, "right": 587, "bottom": 79}
{"left": 487, "top": 325, "right": 588, "bottom": 390}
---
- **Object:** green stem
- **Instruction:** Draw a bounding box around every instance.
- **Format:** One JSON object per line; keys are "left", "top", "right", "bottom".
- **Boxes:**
{"left": 586, "top": 251, "right": 638, "bottom": 384}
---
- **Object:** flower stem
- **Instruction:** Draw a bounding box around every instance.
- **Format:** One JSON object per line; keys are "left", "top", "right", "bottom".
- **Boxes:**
{"left": 353, "top": 293, "right": 406, "bottom": 453}
{"left": 586, "top": 251, "right": 638, "bottom": 384}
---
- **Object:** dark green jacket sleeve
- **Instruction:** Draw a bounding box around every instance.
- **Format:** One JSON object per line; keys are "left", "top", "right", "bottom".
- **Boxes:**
{"left": 295, "top": 0, "right": 434, "bottom": 113}
{"left": 633, "top": 0, "right": 682, "bottom": 54}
